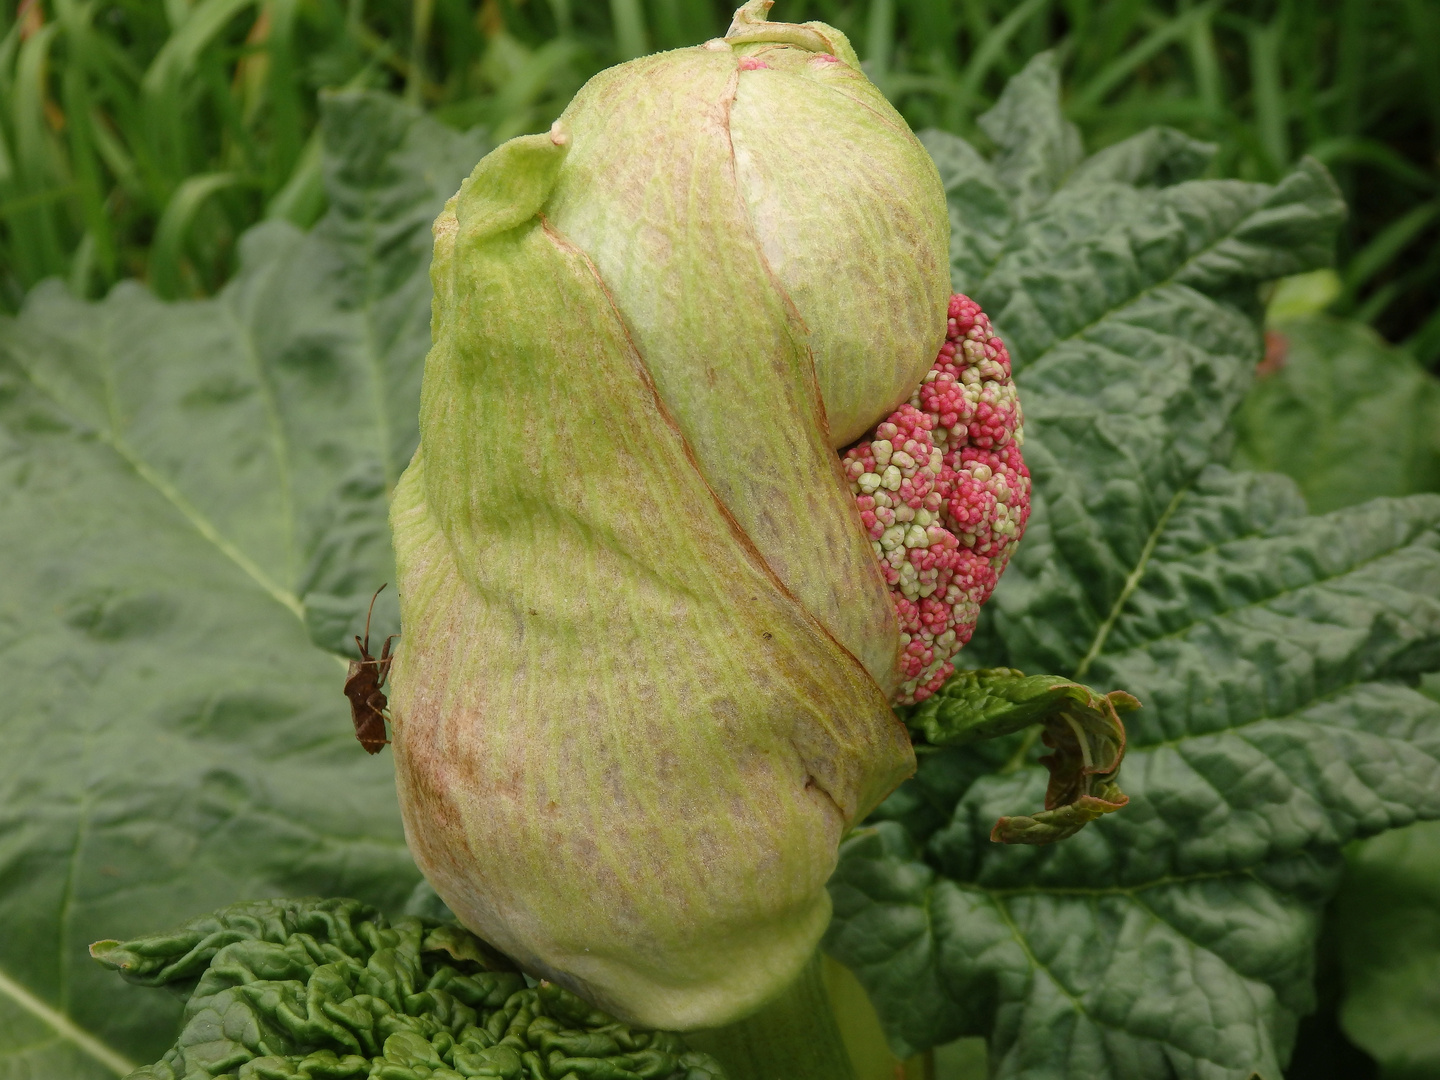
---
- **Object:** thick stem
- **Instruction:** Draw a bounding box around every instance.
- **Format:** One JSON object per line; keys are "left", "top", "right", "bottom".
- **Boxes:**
{"left": 685, "top": 952, "right": 858, "bottom": 1080}
{"left": 823, "top": 956, "right": 933, "bottom": 1079}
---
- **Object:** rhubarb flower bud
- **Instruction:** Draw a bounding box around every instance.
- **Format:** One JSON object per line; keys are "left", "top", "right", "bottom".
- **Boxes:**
{"left": 388, "top": 0, "right": 1017, "bottom": 1032}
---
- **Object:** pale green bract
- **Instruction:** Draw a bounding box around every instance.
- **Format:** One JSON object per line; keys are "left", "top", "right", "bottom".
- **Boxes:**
{"left": 389, "top": 0, "right": 950, "bottom": 1032}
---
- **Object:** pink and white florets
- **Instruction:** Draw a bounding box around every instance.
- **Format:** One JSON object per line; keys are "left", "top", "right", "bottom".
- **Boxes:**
{"left": 843, "top": 294, "right": 1031, "bottom": 704}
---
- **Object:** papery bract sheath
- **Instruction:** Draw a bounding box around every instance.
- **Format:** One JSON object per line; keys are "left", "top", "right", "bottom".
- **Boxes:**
{"left": 389, "top": 1, "right": 982, "bottom": 1031}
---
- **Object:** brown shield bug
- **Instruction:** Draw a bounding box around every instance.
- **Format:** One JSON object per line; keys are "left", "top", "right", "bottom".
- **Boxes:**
{"left": 344, "top": 585, "right": 397, "bottom": 754}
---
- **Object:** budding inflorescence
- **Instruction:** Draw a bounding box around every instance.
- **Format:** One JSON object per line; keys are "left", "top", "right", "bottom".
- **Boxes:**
{"left": 843, "top": 295, "right": 1031, "bottom": 704}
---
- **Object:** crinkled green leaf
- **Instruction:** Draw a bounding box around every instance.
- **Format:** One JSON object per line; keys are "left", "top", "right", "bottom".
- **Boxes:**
{"left": 89, "top": 898, "right": 725, "bottom": 1080}
{"left": 0, "top": 92, "right": 478, "bottom": 1076}
{"left": 1234, "top": 314, "right": 1440, "bottom": 514}
{"left": 924, "top": 74, "right": 1345, "bottom": 679}
{"left": 830, "top": 469, "right": 1440, "bottom": 1075}
{"left": 1333, "top": 821, "right": 1440, "bottom": 1080}
{"left": 974, "top": 53, "right": 1083, "bottom": 220}
{"left": 827, "top": 56, "right": 1440, "bottom": 1080}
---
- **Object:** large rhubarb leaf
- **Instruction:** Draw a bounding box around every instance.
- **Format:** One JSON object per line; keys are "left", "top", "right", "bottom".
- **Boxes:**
{"left": 0, "top": 92, "right": 482, "bottom": 1077}
{"left": 1230, "top": 299, "right": 1440, "bottom": 1080}
{"left": 826, "top": 55, "right": 1440, "bottom": 1080}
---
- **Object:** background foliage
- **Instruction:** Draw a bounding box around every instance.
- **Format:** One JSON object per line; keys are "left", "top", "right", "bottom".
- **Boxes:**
{"left": 3, "top": 2, "right": 1440, "bottom": 1080}
{"left": 3, "top": 0, "right": 1439, "bottom": 361}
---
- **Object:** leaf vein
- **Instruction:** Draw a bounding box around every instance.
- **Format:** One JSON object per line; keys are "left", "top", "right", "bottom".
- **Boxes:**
{"left": 0, "top": 966, "right": 136, "bottom": 1077}
{"left": 1101, "top": 536, "right": 1440, "bottom": 661}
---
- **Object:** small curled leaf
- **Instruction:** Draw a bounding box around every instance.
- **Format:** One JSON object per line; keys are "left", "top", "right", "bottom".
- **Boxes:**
{"left": 989, "top": 782, "right": 1130, "bottom": 844}
{"left": 901, "top": 668, "right": 1139, "bottom": 844}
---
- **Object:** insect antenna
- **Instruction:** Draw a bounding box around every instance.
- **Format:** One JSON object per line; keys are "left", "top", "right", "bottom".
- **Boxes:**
{"left": 357, "top": 583, "right": 388, "bottom": 658}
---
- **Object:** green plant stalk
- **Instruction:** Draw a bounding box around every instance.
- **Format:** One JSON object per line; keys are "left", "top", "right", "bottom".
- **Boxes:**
{"left": 685, "top": 952, "right": 859, "bottom": 1080}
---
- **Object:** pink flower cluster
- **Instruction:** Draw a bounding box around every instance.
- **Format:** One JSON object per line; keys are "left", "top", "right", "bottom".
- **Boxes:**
{"left": 842, "top": 294, "right": 1031, "bottom": 704}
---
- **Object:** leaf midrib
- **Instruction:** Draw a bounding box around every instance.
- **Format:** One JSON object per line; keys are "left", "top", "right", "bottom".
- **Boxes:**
{"left": 0, "top": 965, "right": 135, "bottom": 1077}
{"left": 1098, "top": 531, "right": 1440, "bottom": 661}
{"left": 1073, "top": 482, "right": 1190, "bottom": 680}
{"left": 983, "top": 891, "right": 1267, "bottom": 1074}
{"left": 224, "top": 294, "right": 297, "bottom": 587}
{"left": 12, "top": 341, "right": 307, "bottom": 625}
{"left": 999, "top": 483, "right": 1189, "bottom": 774}
{"left": 981, "top": 883, "right": 1284, "bottom": 1075}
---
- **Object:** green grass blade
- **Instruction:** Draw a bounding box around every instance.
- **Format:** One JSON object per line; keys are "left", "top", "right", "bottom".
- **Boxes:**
{"left": 12, "top": 22, "right": 60, "bottom": 185}
{"left": 1336, "top": 0, "right": 1364, "bottom": 139}
{"left": 866, "top": 0, "right": 896, "bottom": 83}
{"left": 405, "top": 0, "right": 433, "bottom": 105}
{"left": 1070, "top": 1, "right": 1217, "bottom": 113}
{"left": 610, "top": 0, "right": 649, "bottom": 61}
{"left": 1184, "top": 8, "right": 1222, "bottom": 118}
{"left": 140, "top": 0, "right": 259, "bottom": 191}
{"left": 904, "top": 0, "right": 957, "bottom": 64}
{"left": 68, "top": 227, "right": 95, "bottom": 295}
{"left": 87, "top": 106, "right": 142, "bottom": 198}
{"left": 958, "top": 0, "right": 1049, "bottom": 102}
{"left": 1402, "top": 0, "right": 1440, "bottom": 148}
{"left": 0, "top": 183, "right": 79, "bottom": 219}
{"left": 149, "top": 171, "right": 248, "bottom": 298}
{"left": 546, "top": 0, "right": 573, "bottom": 35}
{"left": 1344, "top": 199, "right": 1440, "bottom": 296}
{"left": 9, "top": 21, "right": 68, "bottom": 284}
{"left": 265, "top": 126, "right": 324, "bottom": 227}
{"left": 164, "top": 0, "right": 193, "bottom": 31}
{"left": 1069, "top": 0, "right": 1144, "bottom": 76}
{"left": 1307, "top": 136, "right": 1440, "bottom": 193}
{"left": 488, "top": 36, "right": 583, "bottom": 142}
{"left": 1246, "top": 18, "right": 1287, "bottom": 175}
{"left": 1353, "top": 279, "right": 1402, "bottom": 325}
{"left": 55, "top": 0, "right": 117, "bottom": 280}
{"left": 143, "top": 0, "right": 260, "bottom": 95}
{"left": 263, "top": 0, "right": 305, "bottom": 189}
{"left": 0, "top": 19, "right": 21, "bottom": 133}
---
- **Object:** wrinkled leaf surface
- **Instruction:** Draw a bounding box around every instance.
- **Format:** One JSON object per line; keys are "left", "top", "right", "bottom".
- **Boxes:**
{"left": 826, "top": 54, "right": 1440, "bottom": 1080}
{"left": 0, "top": 92, "right": 482, "bottom": 1076}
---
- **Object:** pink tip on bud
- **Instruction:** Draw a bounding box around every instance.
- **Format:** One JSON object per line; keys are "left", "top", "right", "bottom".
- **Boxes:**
{"left": 843, "top": 294, "right": 1031, "bottom": 705}
{"left": 738, "top": 56, "right": 770, "bottom": 70}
